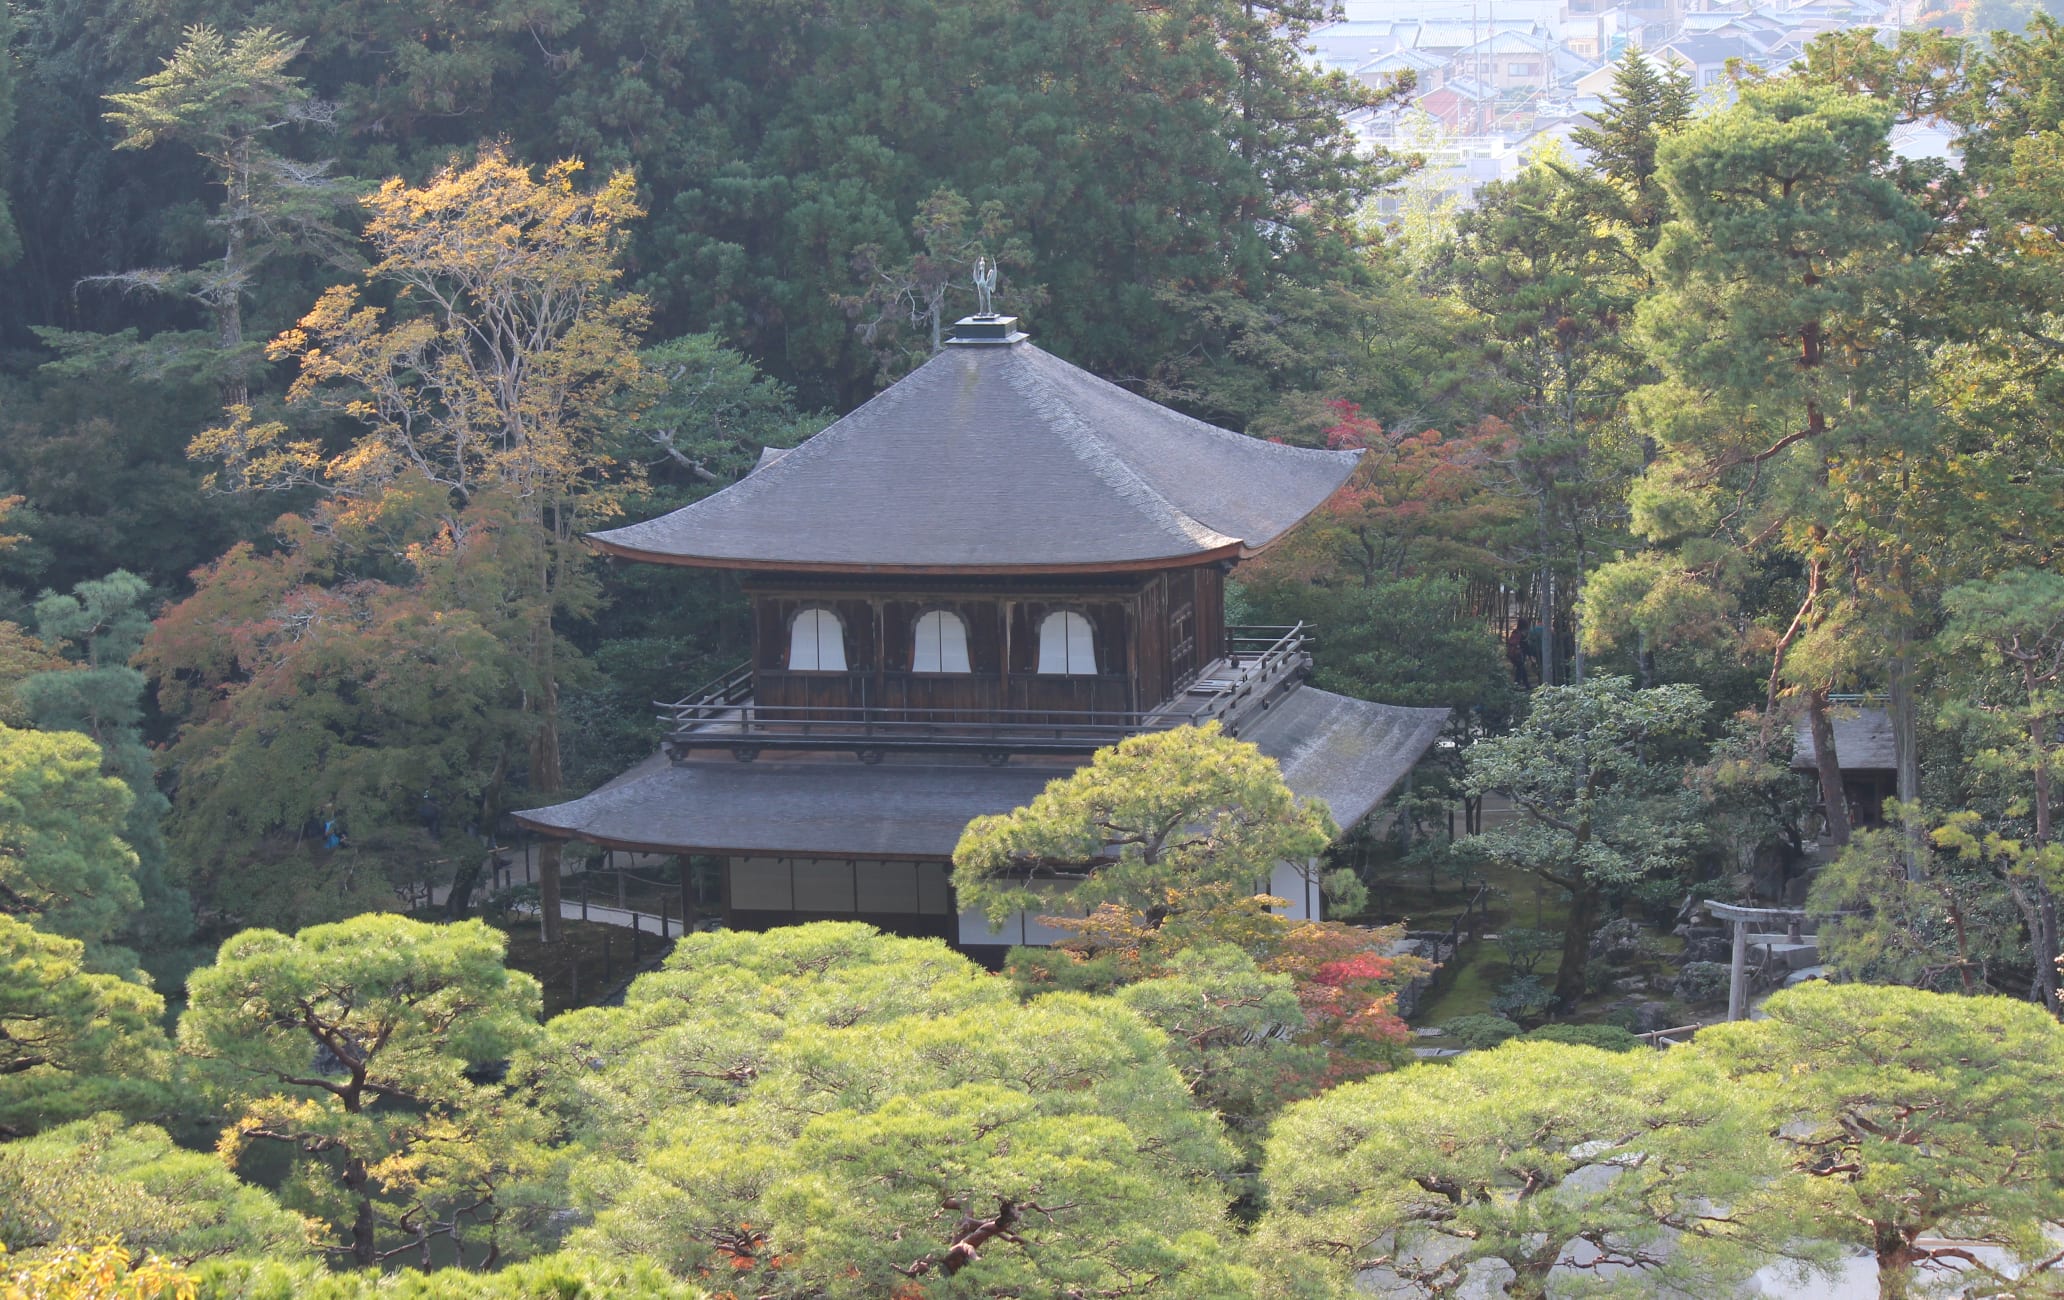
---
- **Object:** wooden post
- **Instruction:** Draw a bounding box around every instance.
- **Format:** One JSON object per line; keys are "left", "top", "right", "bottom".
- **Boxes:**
{"left": 679, "top": 857, "right": 699, "bottom": 936}
{"left": 661, "top": 898, "right": 671, "bottom": 939}
{"left": 632, "top": 911, "right": 643, "bottom": 961}
{"left": 580, "top": 874, "right": 589, "bottom": 922}
{"left": 1728, "top": 917, "right": 1750, "bottom": 1023}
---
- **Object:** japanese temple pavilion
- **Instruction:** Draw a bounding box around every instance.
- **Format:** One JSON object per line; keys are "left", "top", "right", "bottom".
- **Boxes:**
{"left": 516, "top": 314, "right": 1448, "bottom": 957}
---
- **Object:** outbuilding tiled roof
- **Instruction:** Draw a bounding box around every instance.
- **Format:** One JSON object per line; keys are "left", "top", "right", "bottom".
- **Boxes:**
{"left": 1790, "top": 707, "right": 1897, "bottom": 772}
{"left": 588, "top": 334, "right": 1361, "bottom": 572}
{"left": 515, "top": 688, "right": 1448, "bottom": 857}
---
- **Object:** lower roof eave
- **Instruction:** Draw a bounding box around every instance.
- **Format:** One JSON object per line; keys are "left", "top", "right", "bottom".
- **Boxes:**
{"left": 507, "top": 814, "right": 953, "bottom": 863}
{"left": 517, "top": 685, "right": 1450, "bottom": 859}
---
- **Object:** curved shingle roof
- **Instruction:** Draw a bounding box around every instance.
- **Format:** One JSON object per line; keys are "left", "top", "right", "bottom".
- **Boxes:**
{"left": 591, "top": 339, "right": 1361, "bottom": 572}
{"left": 514, "top": 689, "right": 1448, "bottom": 856}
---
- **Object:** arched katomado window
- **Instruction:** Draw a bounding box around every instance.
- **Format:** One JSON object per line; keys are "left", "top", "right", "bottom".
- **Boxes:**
{"left": 1036, "top": 611, "right": 1097, "bottom": 676}
{"left": 912, "top": 610, "right": 972, "bottom": 673}
{"left": 788, "top": 608, "right": 848, "bottom": 672}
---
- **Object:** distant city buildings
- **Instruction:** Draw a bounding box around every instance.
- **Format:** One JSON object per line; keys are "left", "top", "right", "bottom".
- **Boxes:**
{"left": 1312, "top": 0, "right": 1930, "bottom": 204}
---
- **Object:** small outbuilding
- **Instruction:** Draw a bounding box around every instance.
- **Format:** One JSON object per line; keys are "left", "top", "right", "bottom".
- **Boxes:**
{"left": 1791, "top": 706, "right": 1897, "bottom": 830}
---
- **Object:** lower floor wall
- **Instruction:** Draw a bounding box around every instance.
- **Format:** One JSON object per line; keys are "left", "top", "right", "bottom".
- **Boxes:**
{"left": 718, "top": 855, "right": 1322, "bottom": 951}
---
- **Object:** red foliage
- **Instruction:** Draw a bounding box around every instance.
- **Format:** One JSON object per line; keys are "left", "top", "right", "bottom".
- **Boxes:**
{"left": 1247, "top": 402, "right": 1519, "bottom": 587}
{"left": 1263, "top": 921, "right": 1427, "bottom": 1062}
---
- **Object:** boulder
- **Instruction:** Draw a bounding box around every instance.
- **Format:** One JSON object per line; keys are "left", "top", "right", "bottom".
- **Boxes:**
{"left": 1683, "top": 934, "right": 1732, "bottom": 964}
{"left": 1632, "top": 1001, "right": 1675, "bottom": 1033}
{"left": 1588, "top": 917, "right": 1645, "bottom": 962}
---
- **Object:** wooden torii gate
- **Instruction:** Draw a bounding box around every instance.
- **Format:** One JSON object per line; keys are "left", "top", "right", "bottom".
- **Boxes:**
{"left": 1702, "top": 901, "right": 1813, "bottom": 1023}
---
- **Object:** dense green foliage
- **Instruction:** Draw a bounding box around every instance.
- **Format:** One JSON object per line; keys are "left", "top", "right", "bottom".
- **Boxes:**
{"left": 4, "top": 5, "right": 2064, "bottom": 1294}
{"left": 181, "top": 915, "right": 543, "bottom": 1268}
{"left": 0, "top": 915, "right": 167, "bottom": 1138}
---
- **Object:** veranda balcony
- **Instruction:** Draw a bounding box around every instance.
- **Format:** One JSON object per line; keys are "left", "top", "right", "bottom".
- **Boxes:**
{"left": 657, "top": 624, "right": 1314, "bottom": 764}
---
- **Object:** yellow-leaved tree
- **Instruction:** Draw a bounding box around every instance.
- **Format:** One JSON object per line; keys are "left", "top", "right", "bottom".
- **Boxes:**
{"left": 187, "top": 145, "right": 649, "bottom": 939}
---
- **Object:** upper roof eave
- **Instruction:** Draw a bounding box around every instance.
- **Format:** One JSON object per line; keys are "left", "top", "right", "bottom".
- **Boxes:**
{"left": 584, "top": 534, "right": 1251, "bottom": 575}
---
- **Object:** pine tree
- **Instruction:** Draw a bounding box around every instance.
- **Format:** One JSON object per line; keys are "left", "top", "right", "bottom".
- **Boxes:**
{"left": 1597, "top": 82, "right": 1936, "bottom": 845}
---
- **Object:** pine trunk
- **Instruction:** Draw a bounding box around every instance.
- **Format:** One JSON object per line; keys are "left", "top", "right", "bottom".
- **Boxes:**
{"left": 1889, "top": 648, "right": 1922, "bottom": 876}
{"left": 1807, "top": 689, "right": 1852, "bottom": 847}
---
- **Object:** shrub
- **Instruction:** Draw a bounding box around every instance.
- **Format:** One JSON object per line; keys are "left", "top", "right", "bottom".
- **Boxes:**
{"left": 1439, "top": 1014, "right": 1521, "bottom": 1049}
{"left": 1584, "top": 956, "right": 1616, "bottom": 994}
{"left": 1498, "top": 926, "right": 1555, "bottom": 976}
{"left": 1520, "top": 1023, "right": 1645, "bottom": 1053}
{"left": 1490, "top": 974, "right": 1553, "bottom": 1020}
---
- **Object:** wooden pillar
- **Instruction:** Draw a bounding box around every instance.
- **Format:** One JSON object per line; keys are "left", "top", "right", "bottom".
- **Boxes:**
{"left": 999, "top": 600, "right": 1013, "bottom": 708}
{"left": 872, "top": 597, "right": 886, "bottom": 717}
{"left": 678, "top": 856, "right": 698, "bottom": 936}
{"left": 1728, "top": 918, "right": 1750, "bottom": 1023}
{"left": 1123, "top": 593, "right": 1140, "bottom": 718}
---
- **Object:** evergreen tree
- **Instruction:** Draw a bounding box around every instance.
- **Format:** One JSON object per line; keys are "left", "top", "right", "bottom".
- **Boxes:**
{"left": 526, "top": 924, "right": 1250, "bottom": 1297}
{"left": 0, "top": 1, "right": 19, "bottom": 268}
{"left": 1568, "top": 50, "right": 1696, "bottom": 246}
{"left": 0, "top": 915, "right": 168, "bottom": 1139}
{"left": 16, "top": 573, "right": 188, "bottom": 964}
{"left": 1595, "top": 82, "right": 1937, "bottom": 845}
{"left": 0, "top": 1114, "right": 308, "bottom": 1263}
{"left": 1454, "top": 160, "right": 1650, "bottom": 684}
{"left": 1256, "top": 1042, "right": 1805, "bottom": 1298}
{"left": 1465, "top": 676, "right": 1711, "bottom": 1007}
{"left": 91, "top": 25, "right": 356, "bottom": 407}
{"left": 1700, "top": 982, "right": 2064, "bottom": 1295}
{"left": 0, "top": 724, "right": 138, "bottom": 948}
{"left": 180, "top": 915, "right": 542, "bottom": 1270}
{"left": 952, "top": 723, "right": 1344, "bottom": 932}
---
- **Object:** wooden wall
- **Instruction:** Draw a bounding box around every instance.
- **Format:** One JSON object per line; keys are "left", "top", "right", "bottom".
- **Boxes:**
{"left": 743, "top": 565, "right": 1227, "bottom": 719}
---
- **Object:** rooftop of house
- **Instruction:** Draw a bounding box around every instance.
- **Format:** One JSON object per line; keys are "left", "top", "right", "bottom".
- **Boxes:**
{"left": 1358, "top": 46, "right": 1448, "bottom": 75}
{"left": 588, "top": 318, "right": 1360, "bottom": 574}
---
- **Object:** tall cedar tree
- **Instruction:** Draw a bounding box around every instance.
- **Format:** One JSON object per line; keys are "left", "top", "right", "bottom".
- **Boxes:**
{"left": 0, "top": 0, "right": 17, "bottom": 267}
{"left": 95, "top": 26, "right": 356, "bottom": 407}
{"left": 16, "top": 573, "right": 190, "bottom": 963}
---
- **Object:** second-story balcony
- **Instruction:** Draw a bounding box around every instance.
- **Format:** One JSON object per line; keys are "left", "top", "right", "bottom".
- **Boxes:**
{"left": 658, "top": 625, "right": 1314, "bottom": 765}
